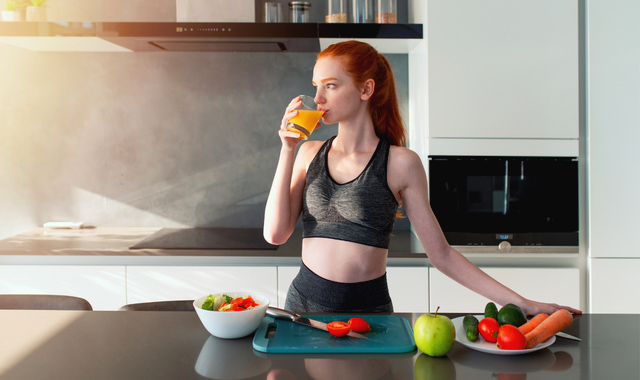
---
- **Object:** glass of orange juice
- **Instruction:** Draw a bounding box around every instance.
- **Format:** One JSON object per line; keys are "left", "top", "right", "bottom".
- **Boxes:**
{"left": 286, "top": 95, "right": 324, "bottom": 140}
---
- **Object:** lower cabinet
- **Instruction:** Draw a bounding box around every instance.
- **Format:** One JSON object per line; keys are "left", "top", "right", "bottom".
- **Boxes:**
{"left": 0, "top": 265, "right": 126, "bottom": 310}
{"left": 387, "top": 267, "right": 429, "bottom": 313}
{"left": 429, "top": 267, "right": 580, "bottom": 313}
{"left": 277, "top": 266, "right": 429, "bottom": 312}
{"left": 125, "top": 266, "right": 278, "bottom": 307}
{"left": 277, "top": 266, "right": 298, "bottom": 308}
{"left": 0, "top": 264, "right": 583, "bottom": 312}
{"left": 590, "top": 258, "right": 640, "bottom": 313}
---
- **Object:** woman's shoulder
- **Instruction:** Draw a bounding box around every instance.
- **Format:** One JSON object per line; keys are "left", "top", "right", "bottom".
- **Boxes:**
{"left": 299, "top": 139, "right": 325, "bottom": 155}
{"left": 296, "top": 139, "right": 327, "bottom": 166}
{"left": 388, "top": 145, "right": 423, "bottom": 169}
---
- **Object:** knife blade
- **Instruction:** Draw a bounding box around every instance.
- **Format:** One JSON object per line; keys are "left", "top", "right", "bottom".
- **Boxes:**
{"left": 266, "top": 306, "right": 368, "bottom": 339}
{"left": 556, "top": 332, "right": 581, "bottom": 341}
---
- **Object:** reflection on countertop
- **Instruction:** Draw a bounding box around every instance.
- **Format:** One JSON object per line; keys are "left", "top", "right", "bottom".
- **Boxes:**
{"left": 0, "top": 310, "right": 636, "bottom": 380}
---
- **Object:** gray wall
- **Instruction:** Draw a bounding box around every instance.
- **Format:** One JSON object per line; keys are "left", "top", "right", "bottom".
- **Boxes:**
{"left": 0, "top": 39, "right": 409, "bottom": 238}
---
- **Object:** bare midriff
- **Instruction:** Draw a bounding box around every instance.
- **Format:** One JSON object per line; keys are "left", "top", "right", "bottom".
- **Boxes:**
{"left": 301, "top": 237, "right": 388, "bottom": 283}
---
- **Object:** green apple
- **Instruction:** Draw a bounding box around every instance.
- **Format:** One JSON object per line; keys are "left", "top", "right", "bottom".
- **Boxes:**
{"left": 413, "top": 307, "right": 456, "bottom": 357}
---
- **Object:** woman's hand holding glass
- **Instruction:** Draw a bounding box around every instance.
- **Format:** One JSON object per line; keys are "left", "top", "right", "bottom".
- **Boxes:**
{"left": 279, "top": 95, "right": 323, "bottom": 148}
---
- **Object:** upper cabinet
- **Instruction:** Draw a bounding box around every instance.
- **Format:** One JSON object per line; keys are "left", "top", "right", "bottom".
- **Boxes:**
{"left": 426, "top": 0, "right": 580, "bottom": 140}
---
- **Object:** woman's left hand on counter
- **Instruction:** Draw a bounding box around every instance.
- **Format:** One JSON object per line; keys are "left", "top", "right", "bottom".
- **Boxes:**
{"left": 521, "top": 299, "right": 583, "bottom": 316}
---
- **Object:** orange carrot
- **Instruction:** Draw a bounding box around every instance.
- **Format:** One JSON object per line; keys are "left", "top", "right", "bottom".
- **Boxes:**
{"left": 519, "top": 313, "right": 549, "bottom": 335}
{"left": 525, "top": 309, "right": 573, "bottom": 349}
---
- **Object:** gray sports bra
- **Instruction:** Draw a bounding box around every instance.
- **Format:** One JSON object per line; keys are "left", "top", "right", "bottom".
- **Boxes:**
{"left": 302, "top": 136, "right": 399, "bottom": 248}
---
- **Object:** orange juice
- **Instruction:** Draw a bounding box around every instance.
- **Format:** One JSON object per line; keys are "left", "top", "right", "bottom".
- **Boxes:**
{"left": 286, "top": 110, "right": 324, "bottom": 140}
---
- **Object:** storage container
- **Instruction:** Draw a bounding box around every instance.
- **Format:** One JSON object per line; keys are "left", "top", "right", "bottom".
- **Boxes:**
{"left": 375, "top": 0, "right": 397, "bottom": 23}
{"left": 327, "top": 0, "right": 348, "bottom": 23}
{"left": 289, "top": 1, "right": 311, "bottom": 23}
{"left": 352, "top": 0, "right": 373, "bottom": 23}
{"left": 176, "top": 0, "right": 255, "bottom": 22}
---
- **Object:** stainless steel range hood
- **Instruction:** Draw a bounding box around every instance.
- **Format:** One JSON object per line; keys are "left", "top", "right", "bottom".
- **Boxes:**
{"left": 0, "top": 22, "right": 422, "bottom": 53}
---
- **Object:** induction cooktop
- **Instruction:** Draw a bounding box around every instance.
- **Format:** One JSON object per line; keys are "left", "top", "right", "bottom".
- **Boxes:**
{"left": 129, "top": 228, "right": 278, "bottom": 250}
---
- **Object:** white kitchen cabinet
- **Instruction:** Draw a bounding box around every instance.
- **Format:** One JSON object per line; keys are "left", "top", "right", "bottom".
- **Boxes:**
{"left": 426, "top": 0, "right": 579, "bottom": 141}
{"left": 586, "top": 0, "right": 639, "bottom": 313}
{"left": 277, "top": 266, "right": 299, "bottom": 308}
{"left": 588, "top": 0, "right": 640, "bottom": 259}
{"left": 387, "top": 267, "right": 429, "bottom": 312}
{"left": 125, "top": 266, "right": 278, "bottom": 306}
{"left": 277, "top": 266, "right": 428, "bottom": 312}
{"left": 590, "top": 259, "right": 640, "bottom": 314}
{"left": 429, "top": 267, "right": 580, "bottom": 313}
{"left": 0, "top": 265, "right": 126, "bottom": 310}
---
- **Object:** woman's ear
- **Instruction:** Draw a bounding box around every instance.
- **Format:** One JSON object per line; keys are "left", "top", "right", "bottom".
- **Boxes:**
{"left": 361, "top": 79, "right": 375, "bottom": 100}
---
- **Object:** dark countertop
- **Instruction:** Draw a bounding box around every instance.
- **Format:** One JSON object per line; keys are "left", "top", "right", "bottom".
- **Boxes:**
{"left": 0, "top": 310, "right": 636, "bottom": 380}
{"left": 0, "top": 227, "right": 580, "bottom": 267}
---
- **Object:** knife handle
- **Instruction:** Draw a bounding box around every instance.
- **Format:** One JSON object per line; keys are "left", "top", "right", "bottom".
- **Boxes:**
{"left": 266, "top": 306, "right": 299, "bottom": 321}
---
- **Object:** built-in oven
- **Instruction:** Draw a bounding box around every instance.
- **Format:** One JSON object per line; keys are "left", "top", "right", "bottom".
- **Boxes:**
{"left": 428, "top": 156, "right": 578, "bottom": 252}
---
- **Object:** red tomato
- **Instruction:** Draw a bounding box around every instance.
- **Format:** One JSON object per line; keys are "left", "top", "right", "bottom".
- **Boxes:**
{"left": 496, "top": 324, "right": 526, "bottom": 350}
{"left": 348, "top": 317, "right": 371, "bottom": 333}
{"left": 327, "top": 321, "right": 351, "bottom": 337}
{"left": 478, "top": 317, "right": 500, "bottom": 343}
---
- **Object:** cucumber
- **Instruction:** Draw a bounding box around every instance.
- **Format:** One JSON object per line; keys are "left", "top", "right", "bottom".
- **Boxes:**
{"left": 463, "top": 314, "right": 479, "bottom": 342}
{"left": 484, "top": 302, "right": 499, "bottom": 320}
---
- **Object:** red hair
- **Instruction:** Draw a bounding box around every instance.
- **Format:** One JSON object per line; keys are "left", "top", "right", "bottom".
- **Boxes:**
{"left": 317, "top": 41, "right": 407, "bottom": 147}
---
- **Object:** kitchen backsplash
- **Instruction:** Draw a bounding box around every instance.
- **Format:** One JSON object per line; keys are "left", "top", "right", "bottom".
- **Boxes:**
{"left": 0, "top": 39, "right": 409, "bottom": 239}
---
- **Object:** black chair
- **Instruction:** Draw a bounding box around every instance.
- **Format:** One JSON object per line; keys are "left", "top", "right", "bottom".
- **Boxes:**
{"left": 119, "top": 300, "right": 195, "bottom": 311}
{"left": 0, "top": 294, "right": 93, "bottom": 311}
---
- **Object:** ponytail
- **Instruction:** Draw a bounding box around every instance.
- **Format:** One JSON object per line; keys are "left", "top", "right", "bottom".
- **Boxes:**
{"left": 317, "top": 41, "right": 407, "bottom": 147}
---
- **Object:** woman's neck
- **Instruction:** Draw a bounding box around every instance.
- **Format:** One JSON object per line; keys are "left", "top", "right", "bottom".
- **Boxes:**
{"left": 334, "top": 113, "right": 378, "bottom": 153}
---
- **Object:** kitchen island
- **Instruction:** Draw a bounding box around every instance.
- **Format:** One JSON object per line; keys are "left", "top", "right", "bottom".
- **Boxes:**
{"left": 0, "top": 228, "right": 583, "bottom": 312}
{"left": 0, "top": 310, "right": 636, "bottom": 380}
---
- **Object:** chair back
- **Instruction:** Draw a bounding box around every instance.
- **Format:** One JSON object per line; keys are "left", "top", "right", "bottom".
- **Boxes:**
{"left": 119, "top": 300, "right": 195, "bottom": 311}
{"left": 0, "top": 294, "right": 93, "bottom": 311}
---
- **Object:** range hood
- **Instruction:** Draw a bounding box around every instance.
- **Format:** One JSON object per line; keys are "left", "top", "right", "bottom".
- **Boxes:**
{"left": 0, "top": 22, "right": 422, "bottom": 53}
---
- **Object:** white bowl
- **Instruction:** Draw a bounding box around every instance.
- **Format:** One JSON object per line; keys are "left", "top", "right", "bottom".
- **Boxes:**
{"left": 193, "top": 292, "right": 270, "bottom": 339}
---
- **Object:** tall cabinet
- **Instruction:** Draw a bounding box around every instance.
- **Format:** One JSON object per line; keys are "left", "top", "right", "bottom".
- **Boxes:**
{"left": 408, "top": 0, "right": 582, "bottom": 311}
{"left": 588, "top": 0, "right": 640, "bottom": 313}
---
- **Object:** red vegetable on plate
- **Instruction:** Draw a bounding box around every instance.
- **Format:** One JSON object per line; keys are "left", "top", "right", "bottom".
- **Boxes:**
{"left": 497, "top": 324, "right": 527, "bottom": 350}
{"left": 478, "top": 317, "right": 500, "bottom": 343}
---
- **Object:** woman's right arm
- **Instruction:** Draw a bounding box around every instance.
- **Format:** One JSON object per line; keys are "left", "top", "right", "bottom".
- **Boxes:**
{"left": 263, "top": 97, "right": 315, "bottom": 245}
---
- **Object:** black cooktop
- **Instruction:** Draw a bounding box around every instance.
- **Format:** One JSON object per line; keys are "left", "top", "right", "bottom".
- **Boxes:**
{"left": 129, "top": 228, "right": 278, "bottom": 250}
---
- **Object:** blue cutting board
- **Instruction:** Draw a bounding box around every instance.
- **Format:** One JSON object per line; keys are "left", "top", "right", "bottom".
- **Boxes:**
{"left": 252, "top": 314, "right": 416, "bottom": 354}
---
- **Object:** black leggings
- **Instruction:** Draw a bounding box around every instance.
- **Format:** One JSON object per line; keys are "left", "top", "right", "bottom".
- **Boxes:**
{"left": 284, "top": 262, "right": 394, "bottom": 314}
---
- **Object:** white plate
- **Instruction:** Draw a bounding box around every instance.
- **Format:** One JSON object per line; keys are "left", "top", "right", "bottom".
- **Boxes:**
{"left": 452, "top": 315, "right": 555, "bottom": 356}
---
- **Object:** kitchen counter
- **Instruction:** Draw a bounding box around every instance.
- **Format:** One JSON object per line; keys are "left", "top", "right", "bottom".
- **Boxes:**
{"left": 0, "top": 310, "right": 636, "bottom": 380}
{"left": 0, "top": 227, "right": 579, "bottom": 267}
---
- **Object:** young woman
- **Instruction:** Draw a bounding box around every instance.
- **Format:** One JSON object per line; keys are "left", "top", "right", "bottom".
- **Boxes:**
{"left": 264, "top": 40, "right": 581, "bottom": 315}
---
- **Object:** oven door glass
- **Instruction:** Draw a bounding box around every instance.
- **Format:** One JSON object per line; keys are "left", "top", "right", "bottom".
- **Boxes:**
{"left": 428, "top": 156, "right": 578, "bottom": 246}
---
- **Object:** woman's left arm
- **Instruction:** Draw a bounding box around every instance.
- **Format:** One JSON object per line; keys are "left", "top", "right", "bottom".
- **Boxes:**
{"left": 390, "top": 147, "right": 582, "bottom": 316}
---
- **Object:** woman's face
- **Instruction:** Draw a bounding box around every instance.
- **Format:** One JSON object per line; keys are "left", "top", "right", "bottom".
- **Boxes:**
{"left": 312, "top": 56, "right": 365, "bottom": 125}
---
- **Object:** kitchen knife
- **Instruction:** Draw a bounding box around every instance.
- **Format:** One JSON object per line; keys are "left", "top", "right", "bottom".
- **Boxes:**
{"left": 266, "top": 306, "right": 368, "bottom": 339}
{"left": 556, "top": 332, "right": 581, "bottom": 341}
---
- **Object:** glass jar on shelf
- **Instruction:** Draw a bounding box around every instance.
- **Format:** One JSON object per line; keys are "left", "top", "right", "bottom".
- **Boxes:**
{"left": 352, "top": 0, "right": 373, "bottom": 23}
{"left": 326, "top": 0, "right": 348, "bottom": 23}
{"left": 289, "top": 1, "right": 311, "bottom": 23}
{"left": 264, "top": 2, "right": 284, "bottom": 23}
{"left": 375, "top": 0, "right": 397, "bottom": 23}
